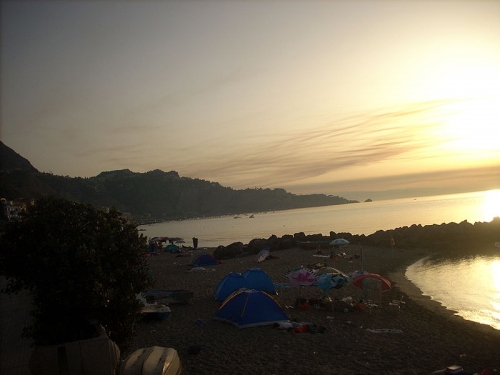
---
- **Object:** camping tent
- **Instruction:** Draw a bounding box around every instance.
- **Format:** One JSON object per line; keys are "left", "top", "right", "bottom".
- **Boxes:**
{"left": 242, "top": 268, "right": 277, "bottom": 295}
{"left": 165, "top": 243, "right": 179, "bottom": 252}
{"left": 314, "top": 273, "right": 350, "bottom": 292}
{"left": 214, "top": 273, "right": 251, "bottom": 302}
{"left": 213, "top": 289, "right": 288, "bottom": 328}
{"left": 190, "top": 253, "right": 220, "bottom": 267}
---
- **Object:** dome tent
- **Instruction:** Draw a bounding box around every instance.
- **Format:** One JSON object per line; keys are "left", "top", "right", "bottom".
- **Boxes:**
{"left": 213, "top": 289, "right": 288, "bottom": 328}
{"left": 242, "top": 268, "right": 277, "bottom": 295}
{"left": 214, "top": 273, "right": 251, "bottom": 302}
{"left": 164, "top": 243, "right": 179, "bottom": 252}
{"left": 189, "top": 252, "right": 220, "bottom": 267}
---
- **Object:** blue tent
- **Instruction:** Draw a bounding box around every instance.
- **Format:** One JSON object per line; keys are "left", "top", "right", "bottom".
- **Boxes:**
{"left": 191, "top": 253, "right": 220, "bottom": 267}
{"left": 214, "top": 273, "right": 251, "bottom": 302}
{"left": 314, "top": 273, "right": 350, "bottom": 292}
{"left": 242, "top": 268, "right": 277, "bottom": 295}
{"left": 165, "top": 243, "right": 179, "bottom": 252}
{"left": 213, "top": 289, "right": 288, "bottom": 328}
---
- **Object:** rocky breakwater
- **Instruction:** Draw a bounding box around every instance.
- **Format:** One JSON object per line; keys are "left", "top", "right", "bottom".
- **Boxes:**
{"left": 212, "top": 217, "right": 500, "bottom": 260}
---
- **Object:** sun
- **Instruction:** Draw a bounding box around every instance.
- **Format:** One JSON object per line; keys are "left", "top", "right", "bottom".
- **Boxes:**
{"left": 410, "top": 45, "right": 500, "bottom": 161}
{"left": 481, "top": 189, "right": 500, "bottom": 223}
{"left": 441, "top": 96, "right": 500, "bottom": 156}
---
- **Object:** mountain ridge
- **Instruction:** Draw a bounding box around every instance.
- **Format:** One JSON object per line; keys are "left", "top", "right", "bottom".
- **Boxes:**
{"left": 0, "top": 141, "right": 358, "bottom": 222}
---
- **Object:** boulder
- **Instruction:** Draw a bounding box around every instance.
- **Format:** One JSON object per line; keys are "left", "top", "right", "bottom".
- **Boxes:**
{"left": 276, "top": 235, "right": 294, "bottom": 250}
{"left": 247, "top": 238, "right": 270, "bottom": 254}
{"left": 213, "top": 242, "right": 245, "bottom": 260}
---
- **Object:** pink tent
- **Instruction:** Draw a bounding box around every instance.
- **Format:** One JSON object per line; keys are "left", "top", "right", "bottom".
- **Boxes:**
{"left": 287, "top": 268, "right": 317, "bottom": 287}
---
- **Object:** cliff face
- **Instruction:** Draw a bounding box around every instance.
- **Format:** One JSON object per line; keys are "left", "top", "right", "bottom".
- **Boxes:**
{"left": 0, "top": 142, "right": 358, "bottom": 222}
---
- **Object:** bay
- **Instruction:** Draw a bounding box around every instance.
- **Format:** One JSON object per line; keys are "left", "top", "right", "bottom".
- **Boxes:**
{"left": 139, "top": 190, "right": 500, "bottom": 248}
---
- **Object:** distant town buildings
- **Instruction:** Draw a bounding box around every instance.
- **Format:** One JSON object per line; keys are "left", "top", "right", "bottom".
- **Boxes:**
{"left": 1, "top": 198, "right": 34, "bottom": 221}
{"left": 1, "top": 197, "right": 134, "bottom": 223}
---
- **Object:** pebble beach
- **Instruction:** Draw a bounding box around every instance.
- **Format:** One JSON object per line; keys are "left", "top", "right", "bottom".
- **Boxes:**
{"left": 127, "top": 245, "right": 500, "bottom": 375}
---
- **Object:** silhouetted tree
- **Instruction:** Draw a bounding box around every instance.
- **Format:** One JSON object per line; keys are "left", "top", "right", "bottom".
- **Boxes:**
{"left": 0, "top": 196, "right": 151, "bottom": 348}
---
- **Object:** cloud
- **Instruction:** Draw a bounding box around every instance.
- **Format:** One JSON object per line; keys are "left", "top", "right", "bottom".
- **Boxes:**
{"left": 281, "top": 164, "right": 500, "bottom": 200}
{"left": 177, "top": 100, "right": 457, "bottom": 188}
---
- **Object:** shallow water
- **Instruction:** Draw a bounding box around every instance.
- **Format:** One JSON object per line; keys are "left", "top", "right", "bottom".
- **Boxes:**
{"left": 406, "top": 254, "right": 500, "bottom": 330}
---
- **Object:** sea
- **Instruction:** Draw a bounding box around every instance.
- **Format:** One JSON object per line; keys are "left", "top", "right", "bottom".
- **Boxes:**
{"left": 139, "top": 189, "right": 500, "bottom": 330}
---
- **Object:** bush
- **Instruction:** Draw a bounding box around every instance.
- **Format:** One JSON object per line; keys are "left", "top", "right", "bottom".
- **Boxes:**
{"left": 0, "top": 196, "right": 152, "bottom": 348}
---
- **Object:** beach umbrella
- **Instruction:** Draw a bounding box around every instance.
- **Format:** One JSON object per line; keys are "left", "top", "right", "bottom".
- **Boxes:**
{"left": 287, "top": 268, "right": 317, "bottom": 287}
{"left": 352, "top": 273, "right": 391, "bottom": 291}
{"left": 169, "top": 237, "right": 184, "bottom": 243}
{"left": 150, "top": 237, "right": 168, "bottom": 242}
{"left": 330, "top": 238, "right": 350, "bottom": 246}
{"left": 348, "top": 270, "right": 368, "bottom": 279}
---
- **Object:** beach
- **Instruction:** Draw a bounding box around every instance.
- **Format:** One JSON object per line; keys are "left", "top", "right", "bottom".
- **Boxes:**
{"left": 127, "top": 246, "right": 500, "bottom": 375}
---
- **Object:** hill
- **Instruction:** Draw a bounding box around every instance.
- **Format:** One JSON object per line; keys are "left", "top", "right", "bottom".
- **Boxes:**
{"left": 0, "top": 142, "right": 358, "bottom": 222}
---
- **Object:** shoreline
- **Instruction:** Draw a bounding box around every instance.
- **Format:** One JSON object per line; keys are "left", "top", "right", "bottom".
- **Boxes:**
{"left": 388, "top": 255, "right": 460, "bottom": 320}
{"left": 392, "top": 255, "right": 500, "bottom": 336}
{"left": 129, "top": 245, "right": 500, "bottom": 374}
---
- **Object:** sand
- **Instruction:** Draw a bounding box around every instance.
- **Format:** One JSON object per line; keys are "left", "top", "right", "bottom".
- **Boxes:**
{"left": 126, "top": 246, "right": 500, "bottom": 375}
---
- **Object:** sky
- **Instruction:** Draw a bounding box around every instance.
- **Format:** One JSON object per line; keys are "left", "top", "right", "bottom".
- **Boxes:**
{"left": 2, "top": 0, "right": 500, "bottom": 201}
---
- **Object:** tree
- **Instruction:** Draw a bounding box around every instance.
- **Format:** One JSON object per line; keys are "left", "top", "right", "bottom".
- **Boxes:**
{"left": 0, "top": 196, "right": 151, "bottom": 348}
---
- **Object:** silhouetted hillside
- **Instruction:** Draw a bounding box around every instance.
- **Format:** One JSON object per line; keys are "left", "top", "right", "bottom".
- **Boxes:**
{"left": 0, "top": 141, "right": 38, "bottom": 173}
{"left": 0, "top": 142, "right": 358, "bottom": 222}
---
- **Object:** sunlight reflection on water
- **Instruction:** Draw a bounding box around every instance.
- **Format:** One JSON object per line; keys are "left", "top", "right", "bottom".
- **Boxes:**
{"left": 140, "top": 190, "right": 500, "bottom": 248}
{"left": 407, "top": 255, "right": 500, "bottom": 330}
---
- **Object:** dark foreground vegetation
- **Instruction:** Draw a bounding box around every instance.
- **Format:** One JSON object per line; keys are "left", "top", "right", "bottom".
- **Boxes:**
{"left": 0, "top": 196, "right": 151, "bottom": 349}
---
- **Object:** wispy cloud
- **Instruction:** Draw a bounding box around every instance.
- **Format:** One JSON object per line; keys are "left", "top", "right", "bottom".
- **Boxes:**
{"left": 302, "top": 164, "right": 500, "bottom": 200}
{"left": 177, "top": 100, "right": 458, "bottom": 187}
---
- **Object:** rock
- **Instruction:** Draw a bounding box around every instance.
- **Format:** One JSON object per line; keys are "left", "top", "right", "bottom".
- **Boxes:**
{"left": 213, "top": 242, "right": 245, "bottom": 260}
{"left": 247, "top": 238, "right": 270, "bottom": 254}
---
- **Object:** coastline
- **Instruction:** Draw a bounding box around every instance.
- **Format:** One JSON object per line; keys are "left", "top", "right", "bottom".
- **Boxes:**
{"left": 388, "top": 254, "right": 460, "bottom": 321}
{"left": 128, "top": 245, "right": 500, "bottom": 374}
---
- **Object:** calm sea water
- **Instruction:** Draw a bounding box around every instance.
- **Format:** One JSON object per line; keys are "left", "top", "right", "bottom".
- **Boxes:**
{"left": 139, "top": 189, "right": 500, "bottom": 330}
{"left": 407, "top": 255, "right": 500, "bottom": 330}
{"left": 140, "top": 190, "right": 500, "bottom": 247}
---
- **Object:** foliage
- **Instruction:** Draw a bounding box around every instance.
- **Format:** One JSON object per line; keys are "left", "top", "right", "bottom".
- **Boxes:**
{"left": 0, "top": 196, "right": 152, "bottom": 347}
